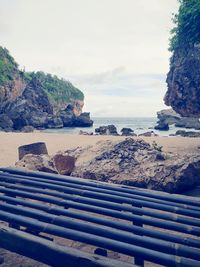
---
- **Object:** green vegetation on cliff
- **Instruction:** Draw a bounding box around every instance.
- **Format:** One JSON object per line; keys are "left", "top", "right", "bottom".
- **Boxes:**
{"left": 169, "top": 0, "right": 200, "bottom": 51}
{"left": 28, "top": 71, "right": 84, "bottom": 103}
{"left": 0, "top": 47, "right": 19, "bottom": 85}
{"left": 0, "top": 46, "right": 84, "bottom": 103}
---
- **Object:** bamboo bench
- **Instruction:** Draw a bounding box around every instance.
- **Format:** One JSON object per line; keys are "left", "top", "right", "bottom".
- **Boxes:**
{"left": 0, "top": 167, "right": 199, "bottom": 267}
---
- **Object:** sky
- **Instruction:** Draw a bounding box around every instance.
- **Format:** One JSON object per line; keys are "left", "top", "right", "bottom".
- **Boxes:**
{"left": 0, "top": 0, "right": 179, "bottom": 117}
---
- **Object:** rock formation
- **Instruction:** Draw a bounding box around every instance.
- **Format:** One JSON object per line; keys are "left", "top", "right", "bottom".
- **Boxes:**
{"left": 0, "top": 47, "right": 93, "bottom": 131}
{"left": 95, "top": 125, "right": 119, "bottom": 136}
{"left": 68, "top": 138, "right": 200, "bottom": 193}
{"left": 175, "top": 130, "right": 200, "bottom": 138}
{"left": 121, "top": 128, "right": 136, "bottom": 136}
{"left": 155, "top": 108, "right": 200, "bottom": 130}
{"left": 165, "top": 45, "right": 200, "bottom": 117}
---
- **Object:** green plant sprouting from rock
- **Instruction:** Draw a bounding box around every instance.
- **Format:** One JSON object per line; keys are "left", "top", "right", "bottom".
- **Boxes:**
{"left": 152, "top": 141, "right": 163, "bottom": 152}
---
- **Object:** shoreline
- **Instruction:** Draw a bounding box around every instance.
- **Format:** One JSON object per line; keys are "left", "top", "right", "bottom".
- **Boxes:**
{"left": 0, "top": 132, "right": 199, "bottom": 168}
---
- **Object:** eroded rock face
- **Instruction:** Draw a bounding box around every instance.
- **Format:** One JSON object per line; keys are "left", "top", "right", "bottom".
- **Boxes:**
{"left": 121, "top": 128, "right": 136, "bottom": 136}
{"left": 16, "top": 154, "right": 58, "bottom": 174}
{"left": 95, "top": 125, "right": 118, "bottom": 136}
{"left": 165, "top": 45, "right": 200, "bottom": 117}
{"left": 70, "top": 138, "right": 200, "bottom": 193}
{"left": 155, "top": 108, "right": 200, "bottom": 130}
{"left": 53, "top": 154, "right": 75, "bottom": 175}
{"left": 0, "top": 78, "right": 93, "bottom": 131}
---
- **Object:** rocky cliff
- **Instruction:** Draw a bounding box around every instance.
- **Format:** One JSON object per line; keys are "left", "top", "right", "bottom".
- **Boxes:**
{"left": 155, "top": 108, "right": 200, "bottom": 130}
{"left": 0, "top": 47, "right": 93, "bottom": 131}
{"left": 165, "top": 45, "right": 200, "bottom": 117}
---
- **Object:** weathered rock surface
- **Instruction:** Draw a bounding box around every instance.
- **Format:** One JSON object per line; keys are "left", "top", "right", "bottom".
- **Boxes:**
{"left": 165, "top": 45, "right": 200, "bottom": 117}
{"left": 95, "top": 125, "right": 118, "bottom": 136}
{"left": 155, "top": 109, "right": 200, "bottom": 130}
{"left": 16, "top": 144, "right": 76, "bottom": 175}
{"left": 175, "top": 130, "right": 200, "bottom": 138}
{"left": 53, "top": 154, "right": 75, "bottom": 175}
{"left": 121, "top": 128, "right": 136, "bottom": 136}
{"left": 16, "top": 154, "right": 58, "bottom": 174}
{"left": 70, "top": 138, "right": 200, "bottom": 193}
{"left": 18, "top": 142, "right": 48, "bottom": 160}
{"left": 154, "top": 118, "right": 169, "bottom": 131}
{"left": 0, "top": 47, "right": 93, "bottom": 131}
{"left": 73, "top": 112, "right": 93, "bottom": 127}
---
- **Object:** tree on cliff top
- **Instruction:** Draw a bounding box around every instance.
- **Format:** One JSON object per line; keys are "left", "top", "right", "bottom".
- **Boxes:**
{"left": 0, "top": 47, "right": 19, "bottom": 85}
{"left": 169, "top": 0, "right": 200, "bottom": 51}
{"left": 0, "top": 46, "right": 84, "bottom": 103}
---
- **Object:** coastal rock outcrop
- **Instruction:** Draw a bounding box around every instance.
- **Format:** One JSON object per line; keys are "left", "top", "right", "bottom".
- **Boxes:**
{"left": 95, "top": 125, "right": 118, "bottom": 136}
{"left": 69, "top": 138, "right": 200, "bottom": 193}
{"left": 121, "top": 128, "right": 136, "bottom": 136}
{"left": 175, "top": 130, "right": 200, "bottom": 138}
{"left": 165, "top": 45, "right": 200, "bottom": 117}
{"left": 155, "top": 108, "right": 200, "bottom": 130}
{"left": 0, "top": 46, "right": 93, "bottom": 131}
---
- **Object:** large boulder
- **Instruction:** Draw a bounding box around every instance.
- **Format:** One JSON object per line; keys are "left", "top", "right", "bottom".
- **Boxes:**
{"left": 154, "top": 120, "right": 169, "bottom": 131}
{"left": 175, "top": 130, "right": 200, "bottom": 138}
{"left": 155, "top": 108, "right": 200, "bottom": 130}
{"left": 59, "top": 104, "right": 76, "bottom": 127}
{"left": 18, "top": 142, "right": 48, "bottom": 160}
{"left": 165, "top": 45, "right": 200, "bottom": 117}
{"left": 70, "top": 138, "right": 200, "bottom": 193}
{"left": 121, "top": 128, "right": 136, "bottom": 136}
{"left": 74, "top": 112, "right": 93, "bottom": 127}
{"left": 53, "top": 154, "right": 76, "bottom": 175}
{"left": 16, "top": 154, "right": 58, "bottom": 174}
{"left": 95, "top": 125, "right": 118, "bottom": 136}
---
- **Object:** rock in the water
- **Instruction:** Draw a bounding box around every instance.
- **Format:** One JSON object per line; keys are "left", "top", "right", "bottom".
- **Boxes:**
{"left": 165, "top": 45, "right": 200, "bottom": 117}
{"left": 154, "top": 120, "right": 169, "bottom": 131}
{"left": 74, "top": 112, "right": 93, "bottom": 127}
{"left": 139, "top": 131, "right": 158, "bottom": 137}
{"left": 121, "top": 128, "right": 136, "bottom": 136}
{"left": 18, "top": 142, "right": 48, "bottom": 160}
{"left": 175, "top": 130, "right": 200, "bottom": 138}
{"left": 70, "top": 138, "right": 200, "bottom": 193}
{"left": 155, "top": 108, "right": 200, "bottom": 130}
{"left": 53, "top": 154, "right": 76, "bottom": 175}
{"left": 16, "top": 154, "right": 58, "bottom": 173}
{"left": 95, "top": 125, "right": 118, "bottom": 136}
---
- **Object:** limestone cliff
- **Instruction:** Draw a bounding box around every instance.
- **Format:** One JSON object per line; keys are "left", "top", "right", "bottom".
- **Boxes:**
{"left": 0, "top": 47, "right": 93, "bottom": 131}
{"left": 165, "top": 45, "right": 200, "bottom": 117}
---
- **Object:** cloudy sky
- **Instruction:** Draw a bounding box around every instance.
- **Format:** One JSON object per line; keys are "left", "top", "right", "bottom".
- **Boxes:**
{"left": 0, "top": 0, "right": 179, "bottom": 117}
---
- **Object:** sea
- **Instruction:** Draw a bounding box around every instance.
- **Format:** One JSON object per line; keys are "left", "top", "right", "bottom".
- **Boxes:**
{"left": 43, "top": 117, "right": 200, "bottom": 136}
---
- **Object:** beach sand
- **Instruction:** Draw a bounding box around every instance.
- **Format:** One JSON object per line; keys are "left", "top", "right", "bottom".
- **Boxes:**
{"left": 0, "top": 132, "right": 200, "bottom": 267}
{"left": 0, "top": 132, "right": 199, "bottom": 167}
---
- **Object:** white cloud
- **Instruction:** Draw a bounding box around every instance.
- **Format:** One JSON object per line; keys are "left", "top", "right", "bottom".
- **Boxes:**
{"left": 0, "top": 0, "right": 179, "bottom": 116}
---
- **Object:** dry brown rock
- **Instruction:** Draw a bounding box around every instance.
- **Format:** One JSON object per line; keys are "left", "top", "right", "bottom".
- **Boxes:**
{"left": 53, "top": 154, "right": 76, "bottom": 175}
{"left": 71, "top": 138, "right": 200, "bottom": 193}
{"left": 15, "top": 154, "right": 58, "bottom": 174}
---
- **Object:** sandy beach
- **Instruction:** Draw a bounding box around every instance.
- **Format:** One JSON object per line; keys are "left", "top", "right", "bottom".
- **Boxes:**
{"left": 0, "top": 132, "right": 199, "bottom": 168}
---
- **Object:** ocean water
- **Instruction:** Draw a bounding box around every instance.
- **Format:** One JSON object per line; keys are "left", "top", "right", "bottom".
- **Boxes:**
{"left": 43, "top": 117, "right": 200, "bottom": 136}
